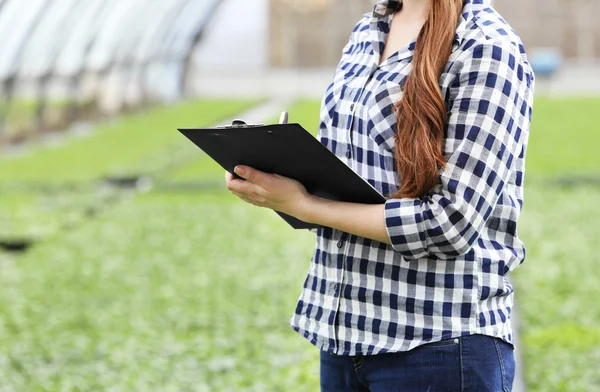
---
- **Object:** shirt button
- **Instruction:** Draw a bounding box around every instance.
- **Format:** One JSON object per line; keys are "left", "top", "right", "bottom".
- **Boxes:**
{"left": 331, "top": 283, "right": 340, "bottom": 294}
{"left": 350, "top": 103, "right": 355, "bottom": 111}
{"left": 337, "top": 241, "right": 344, "bottom": 248}
{"left": 345, "top": 151, "right": 351, "bottom": 159}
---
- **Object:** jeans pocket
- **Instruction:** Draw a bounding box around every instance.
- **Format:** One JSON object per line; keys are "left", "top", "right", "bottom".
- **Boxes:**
{"left": 493, "top": 338, "right": 516, "bottom": 392}
{"left": 365, "top": 339, "right": 462, "bottom": 391}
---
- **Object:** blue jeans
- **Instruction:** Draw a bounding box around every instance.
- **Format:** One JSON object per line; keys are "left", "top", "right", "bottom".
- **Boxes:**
{"left": 320, "top": 334, "right": 515, "bottom": 392}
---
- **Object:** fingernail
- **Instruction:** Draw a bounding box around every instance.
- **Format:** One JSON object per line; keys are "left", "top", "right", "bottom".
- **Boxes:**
{"left": 234, "top": 166, "right": 245, "bottom": 176}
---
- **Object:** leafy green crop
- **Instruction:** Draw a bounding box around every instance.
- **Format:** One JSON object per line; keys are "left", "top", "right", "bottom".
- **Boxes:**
{"left": 1, "top": 99, "right": 71, "bottom": 137}
{"left": 0, "top": 99, "right": 260, "bottom": 183}
{"left": 527, "top": 97, "right": 600, "bottom": 176}
{"left": 0, "top": 97, "right": 599, "bottom": 391}
{"left": 514, "top": 184, "right": 600, "bottom": 392}
{"left": 0, "top": 191, "right": 320, "bottom": 391}
{"left": 0, "top": 99, "right": 260, "bottom": 240}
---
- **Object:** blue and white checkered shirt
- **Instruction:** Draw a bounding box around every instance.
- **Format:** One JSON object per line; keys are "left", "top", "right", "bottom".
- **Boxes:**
{"left": 290, "top": 0, "right": 535, "bottom": 356}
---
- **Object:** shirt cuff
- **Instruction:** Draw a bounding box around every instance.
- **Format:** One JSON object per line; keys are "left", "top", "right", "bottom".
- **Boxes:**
{"left": 384, "top": 198, "right": 429, "bottom": 260}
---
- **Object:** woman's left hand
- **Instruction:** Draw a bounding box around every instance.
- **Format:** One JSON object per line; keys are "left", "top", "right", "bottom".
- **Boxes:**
{"left": 225, "top": 165, "right": 311, "bottom": 220}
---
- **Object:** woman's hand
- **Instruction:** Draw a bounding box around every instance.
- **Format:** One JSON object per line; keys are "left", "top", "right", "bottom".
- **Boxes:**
{"left": 225, "top": 166, "right": 312, "bottom": 220}
{"left": 225, "top": 166, "right": 391, "bottom": 245}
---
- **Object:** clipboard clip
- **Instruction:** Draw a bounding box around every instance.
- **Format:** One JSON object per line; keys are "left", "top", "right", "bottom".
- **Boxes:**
{"left": 216, "top": 112, "right": 288, "bottom": 129}
{"left": 216, "top": 119, "right": 265, "bottom": 129}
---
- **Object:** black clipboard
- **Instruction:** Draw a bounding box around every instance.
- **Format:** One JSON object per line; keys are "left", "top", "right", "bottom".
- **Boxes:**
{"left": 178, "top": 116, "right": 386, "bottom": 230}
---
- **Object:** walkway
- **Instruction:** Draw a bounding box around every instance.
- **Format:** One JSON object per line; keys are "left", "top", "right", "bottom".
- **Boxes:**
{"left": 190, "top": 63, "right": 600, "bottom": 100}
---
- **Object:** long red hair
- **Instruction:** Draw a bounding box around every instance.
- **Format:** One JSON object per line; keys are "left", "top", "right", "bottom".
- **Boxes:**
{"left": 391, "top": 0, "right": 463, "bottom": 198}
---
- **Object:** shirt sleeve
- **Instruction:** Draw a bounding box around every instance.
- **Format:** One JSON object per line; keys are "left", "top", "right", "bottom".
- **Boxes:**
{"left": 384, "top": 39, "right": 534, "bottom": 261}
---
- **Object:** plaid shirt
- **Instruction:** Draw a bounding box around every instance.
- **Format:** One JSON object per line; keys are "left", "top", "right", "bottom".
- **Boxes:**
{"left": 290, "top": 0, "right": 535, "bottom": 356}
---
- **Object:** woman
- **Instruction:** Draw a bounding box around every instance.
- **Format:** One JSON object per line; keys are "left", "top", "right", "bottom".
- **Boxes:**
{"left": 226, "top": 0, "right": 534, "bottom": 390}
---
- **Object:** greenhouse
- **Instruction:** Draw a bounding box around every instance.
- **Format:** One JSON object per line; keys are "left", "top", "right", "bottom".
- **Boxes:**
{"left": 0, "top": 0, "right": 221, "bottom": 142}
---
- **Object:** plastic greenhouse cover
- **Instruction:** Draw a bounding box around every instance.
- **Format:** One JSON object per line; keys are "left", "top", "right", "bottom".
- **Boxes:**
{"left": 112, "top": 0, "right": 157, "bottom": 65}
{"left": 85, "top": 0, "right": 139, "bottom": 71}
{"left": 159, "top": 0, "right": 221, "bottom": 59}
{"left": 132, "top": 0, "right": 189, "bottom": 64}
{"left": 157, "top": 0, "right": 220, "bottom": 58}
{"left": 0, "top": 0, "right": 49, "bottom": 79}
{"left": 18, "top": 0, "right": 82, "bottom": 78}
{"left": 0, "top": 0, "right": 222, "bottom": 86}
{"left": 153, "top": 0, "right": 197, "bottom": 57}
{"left": 53, "top": 0, "right": 109, "bottom": 76}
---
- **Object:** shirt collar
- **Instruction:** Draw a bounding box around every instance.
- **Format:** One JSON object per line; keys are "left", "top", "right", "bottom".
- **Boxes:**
{"left": 372, "top": 0, "right": 403, "bottom": 17}
{"left": 453, "top": 0, "right": 491, "bottom": 51}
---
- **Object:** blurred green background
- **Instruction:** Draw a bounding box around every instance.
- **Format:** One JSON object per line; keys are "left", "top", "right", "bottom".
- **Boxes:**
{"left": 1, "top": 0, "right": 600, "bottom": 390}
{"left": 0, "top": 97, "right": 599, "bottom": 391}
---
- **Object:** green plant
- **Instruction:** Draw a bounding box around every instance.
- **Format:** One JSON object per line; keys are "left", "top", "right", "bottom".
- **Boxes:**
{"left": 0, "top": 99, "right": 260, "bottom": 183}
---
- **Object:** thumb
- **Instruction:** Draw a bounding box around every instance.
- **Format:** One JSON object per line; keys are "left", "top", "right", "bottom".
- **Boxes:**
{"left": 234, "top": 166, "right": 269, "bottom": 186}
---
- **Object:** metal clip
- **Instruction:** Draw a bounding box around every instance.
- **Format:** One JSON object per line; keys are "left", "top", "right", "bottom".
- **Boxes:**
{"left": 216, "top": 119, "right": 264, "bottom": 129}
{"left": 231, "top": 119, "right": 247, "bottom": 128}
{"left": 279, "top": 111, "right": 289, "bottom": 124}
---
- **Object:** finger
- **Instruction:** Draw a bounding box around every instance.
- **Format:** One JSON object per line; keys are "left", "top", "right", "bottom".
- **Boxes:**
{"left": 232, "top": 191, "right": 266, "bottom": 205}
{"left": 233, "top": 192, "right": 264, "bottom": 207}
{"left": 234, "top": 166, "right": 272, "bottom": 187}
{"left": 227, "top": 178, "right": 266, "bottom": 197}
{"left": 225, "top": 171, "right": 234, "bottom": 188}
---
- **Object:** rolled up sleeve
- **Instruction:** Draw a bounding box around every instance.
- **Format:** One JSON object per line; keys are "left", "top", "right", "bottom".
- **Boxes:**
{"left": 384, "top": 39, "right": 534, "bottom": 260}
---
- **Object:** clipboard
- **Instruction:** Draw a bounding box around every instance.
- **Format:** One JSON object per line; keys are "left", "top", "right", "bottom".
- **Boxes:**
{"left": 178, "top": 113, "right": 387, "bottom": 230}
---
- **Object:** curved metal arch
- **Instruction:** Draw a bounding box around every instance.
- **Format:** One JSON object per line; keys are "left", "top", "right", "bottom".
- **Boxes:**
{"left": 129, "top": 2, "right": 174, "bottom": 66}
{"left": 53, "top": 0, "right": 118, "bottom": 77}
{"left": 85, "top": 0, "right": 138, "bottom": 72}
{"left": 0, "top": 0, "right": 53, "bottom": 80}
{"left": 152, "top": 0, "right": 203, "bottom": 60}
{"left": 110, "top": 0, "right": 164, "bottom": 109}
{"left": 163, "top": 0, "right": 223, "bottom": 96}
{"left": 126, "top": 0, "right": 222, "bottom": 101}
{"left": 160, "top": 0, "right": 221, "bottom": 60}
{"left": 133, "top": 0, "right": 190, "bottom": 65}
{"left": 0, "top": 0, "right": 8, "bottom": 17}
{"left": 0, "top": 0, "right": 225, "bottom": 126}
{"left": 112, "top": 0, "right": 156, "bottom": 66}
{"left": 154, "top": 0, "right": 197, "bottom": 59}
{"left": 136, "top": 0, "right": 220, "bottom": 99}
{"left": 18, "top": 0, "right": 83, "bottom": 79}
